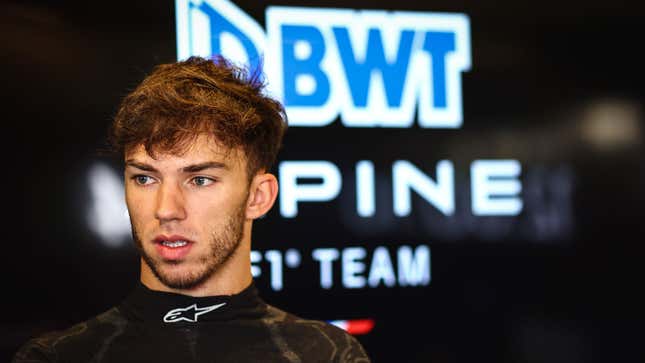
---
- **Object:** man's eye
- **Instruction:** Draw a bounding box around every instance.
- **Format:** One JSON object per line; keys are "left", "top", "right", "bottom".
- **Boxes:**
{"left": 133, "top": 175, "right": 153, "bottom": 185}
{"left": 192, "top": 176, "right": 214, "bottom": 186}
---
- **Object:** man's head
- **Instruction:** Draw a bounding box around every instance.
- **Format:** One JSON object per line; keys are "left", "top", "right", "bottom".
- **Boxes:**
{"left": 110, "top": 56, "right": 287, "bottom": 295}
{"left": 111, "top": 55, "right": 287, "bottom": 180}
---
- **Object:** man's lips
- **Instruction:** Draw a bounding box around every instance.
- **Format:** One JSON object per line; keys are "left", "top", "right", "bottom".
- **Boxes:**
{"left": 153, "top": 234, "right": 195, "bottom": 244}
{"left": 153, "top": 235, "right": 195, "bottom": 260}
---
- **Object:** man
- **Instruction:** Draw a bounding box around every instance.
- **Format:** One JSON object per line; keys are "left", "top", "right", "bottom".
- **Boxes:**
{"left": 13, "top": 56, "right": 370, "bottom": 363}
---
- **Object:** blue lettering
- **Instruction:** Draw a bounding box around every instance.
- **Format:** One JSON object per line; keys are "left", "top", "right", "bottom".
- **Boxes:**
{"left": 422, "top": 31, "right": 456, "bottom": 109}
{"left": 333, "top": 27, "right": 415, "bottom": 108}
{"left": 281, "top": 25, "right": 330, "bottom": 107}
{"left": 194, "top": 1, "right": 261, "bottom": 71}
{"left": 177, "top": 0, "right": 471, "bottom": 128}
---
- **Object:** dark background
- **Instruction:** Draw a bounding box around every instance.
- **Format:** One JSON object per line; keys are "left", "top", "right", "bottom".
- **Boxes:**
{"left": 4, "top": 0, "right": 645, "bottom": 362}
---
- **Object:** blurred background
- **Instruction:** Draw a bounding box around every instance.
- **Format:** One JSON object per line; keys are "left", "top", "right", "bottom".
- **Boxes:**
{"left": 3, "top": 0, "right": 644, "bottom": 362}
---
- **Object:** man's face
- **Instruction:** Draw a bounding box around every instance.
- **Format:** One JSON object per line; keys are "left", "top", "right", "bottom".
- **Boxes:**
{"left": 124, "top": 135, "right": 251, "bottom": 290}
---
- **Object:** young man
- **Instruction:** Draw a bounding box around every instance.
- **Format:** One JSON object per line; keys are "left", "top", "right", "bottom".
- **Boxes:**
{"left": 14, "top": 56, "right": 370, "bottom": 363}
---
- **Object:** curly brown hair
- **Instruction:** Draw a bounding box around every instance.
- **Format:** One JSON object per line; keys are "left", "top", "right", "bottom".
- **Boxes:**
{"left": 110, "top": 56, "right": 287, "bottom": 179}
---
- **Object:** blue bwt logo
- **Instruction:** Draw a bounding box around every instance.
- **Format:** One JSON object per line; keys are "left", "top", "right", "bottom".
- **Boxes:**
{"left": 176, "top": 0, "right": 471, "bottom": 128}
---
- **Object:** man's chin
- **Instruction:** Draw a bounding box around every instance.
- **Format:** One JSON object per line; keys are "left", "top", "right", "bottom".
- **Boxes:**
{"left": 160, "top": 258, "right": 187, "bottom": 266}
{"left": 148, "top": 260, "right": 213, "bottom": 290}
{"left": 160, "top": 275, "right": 204, "bottom": 290}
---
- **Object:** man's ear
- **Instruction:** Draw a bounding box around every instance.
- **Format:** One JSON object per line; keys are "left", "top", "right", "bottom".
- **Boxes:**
{"left": 246, "top": 173, "right": 279, "bottom": 220}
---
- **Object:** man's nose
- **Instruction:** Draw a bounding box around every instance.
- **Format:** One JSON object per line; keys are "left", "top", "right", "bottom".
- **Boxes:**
{"left": 155, "top": 182, "right": 187, "bottom": 222}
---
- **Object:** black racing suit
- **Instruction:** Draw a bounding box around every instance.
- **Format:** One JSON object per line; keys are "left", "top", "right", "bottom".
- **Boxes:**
{"left": 13, "top": 282, "right": 370, "bottom": 362}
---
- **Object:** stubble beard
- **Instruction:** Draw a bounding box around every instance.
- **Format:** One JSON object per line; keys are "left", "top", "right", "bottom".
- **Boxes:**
{"left": 131, "top": 201, "right": 247, "bottom": 290}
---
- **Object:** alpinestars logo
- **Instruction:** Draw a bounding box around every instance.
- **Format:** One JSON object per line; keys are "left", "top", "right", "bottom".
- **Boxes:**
{"left": 163, "top": 303, "right": 227, "bottom": 323}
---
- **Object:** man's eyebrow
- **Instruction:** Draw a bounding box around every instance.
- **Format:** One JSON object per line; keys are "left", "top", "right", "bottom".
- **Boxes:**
{"left": 181, "top": 161, "right": 227, "bottom": 173}
{"left": 125, "top": 160, "right": 158, "bottom": 172}
{"left": 125, "top": 160, "right": 228, "bottom": 173}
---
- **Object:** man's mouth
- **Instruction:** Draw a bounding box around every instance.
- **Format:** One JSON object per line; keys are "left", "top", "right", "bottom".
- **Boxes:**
{"left": 153, "top": 235, "right": 194, "bottom": 245}
{"left": 159, "top": 240, "right": 189, "bottom": 248}
{"left": 153, "top": 235, "right": 194, "bottom": 260}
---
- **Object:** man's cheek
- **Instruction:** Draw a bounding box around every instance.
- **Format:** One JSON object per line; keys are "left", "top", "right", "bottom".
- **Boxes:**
{"left": 126, "top": 192, "right": 148, "bottom": 217}
{"left": 126, "top": 202, "right": 149, "bottom": 236}
{"left": 124, "top": 191, "right": 137, "bottom": 215}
